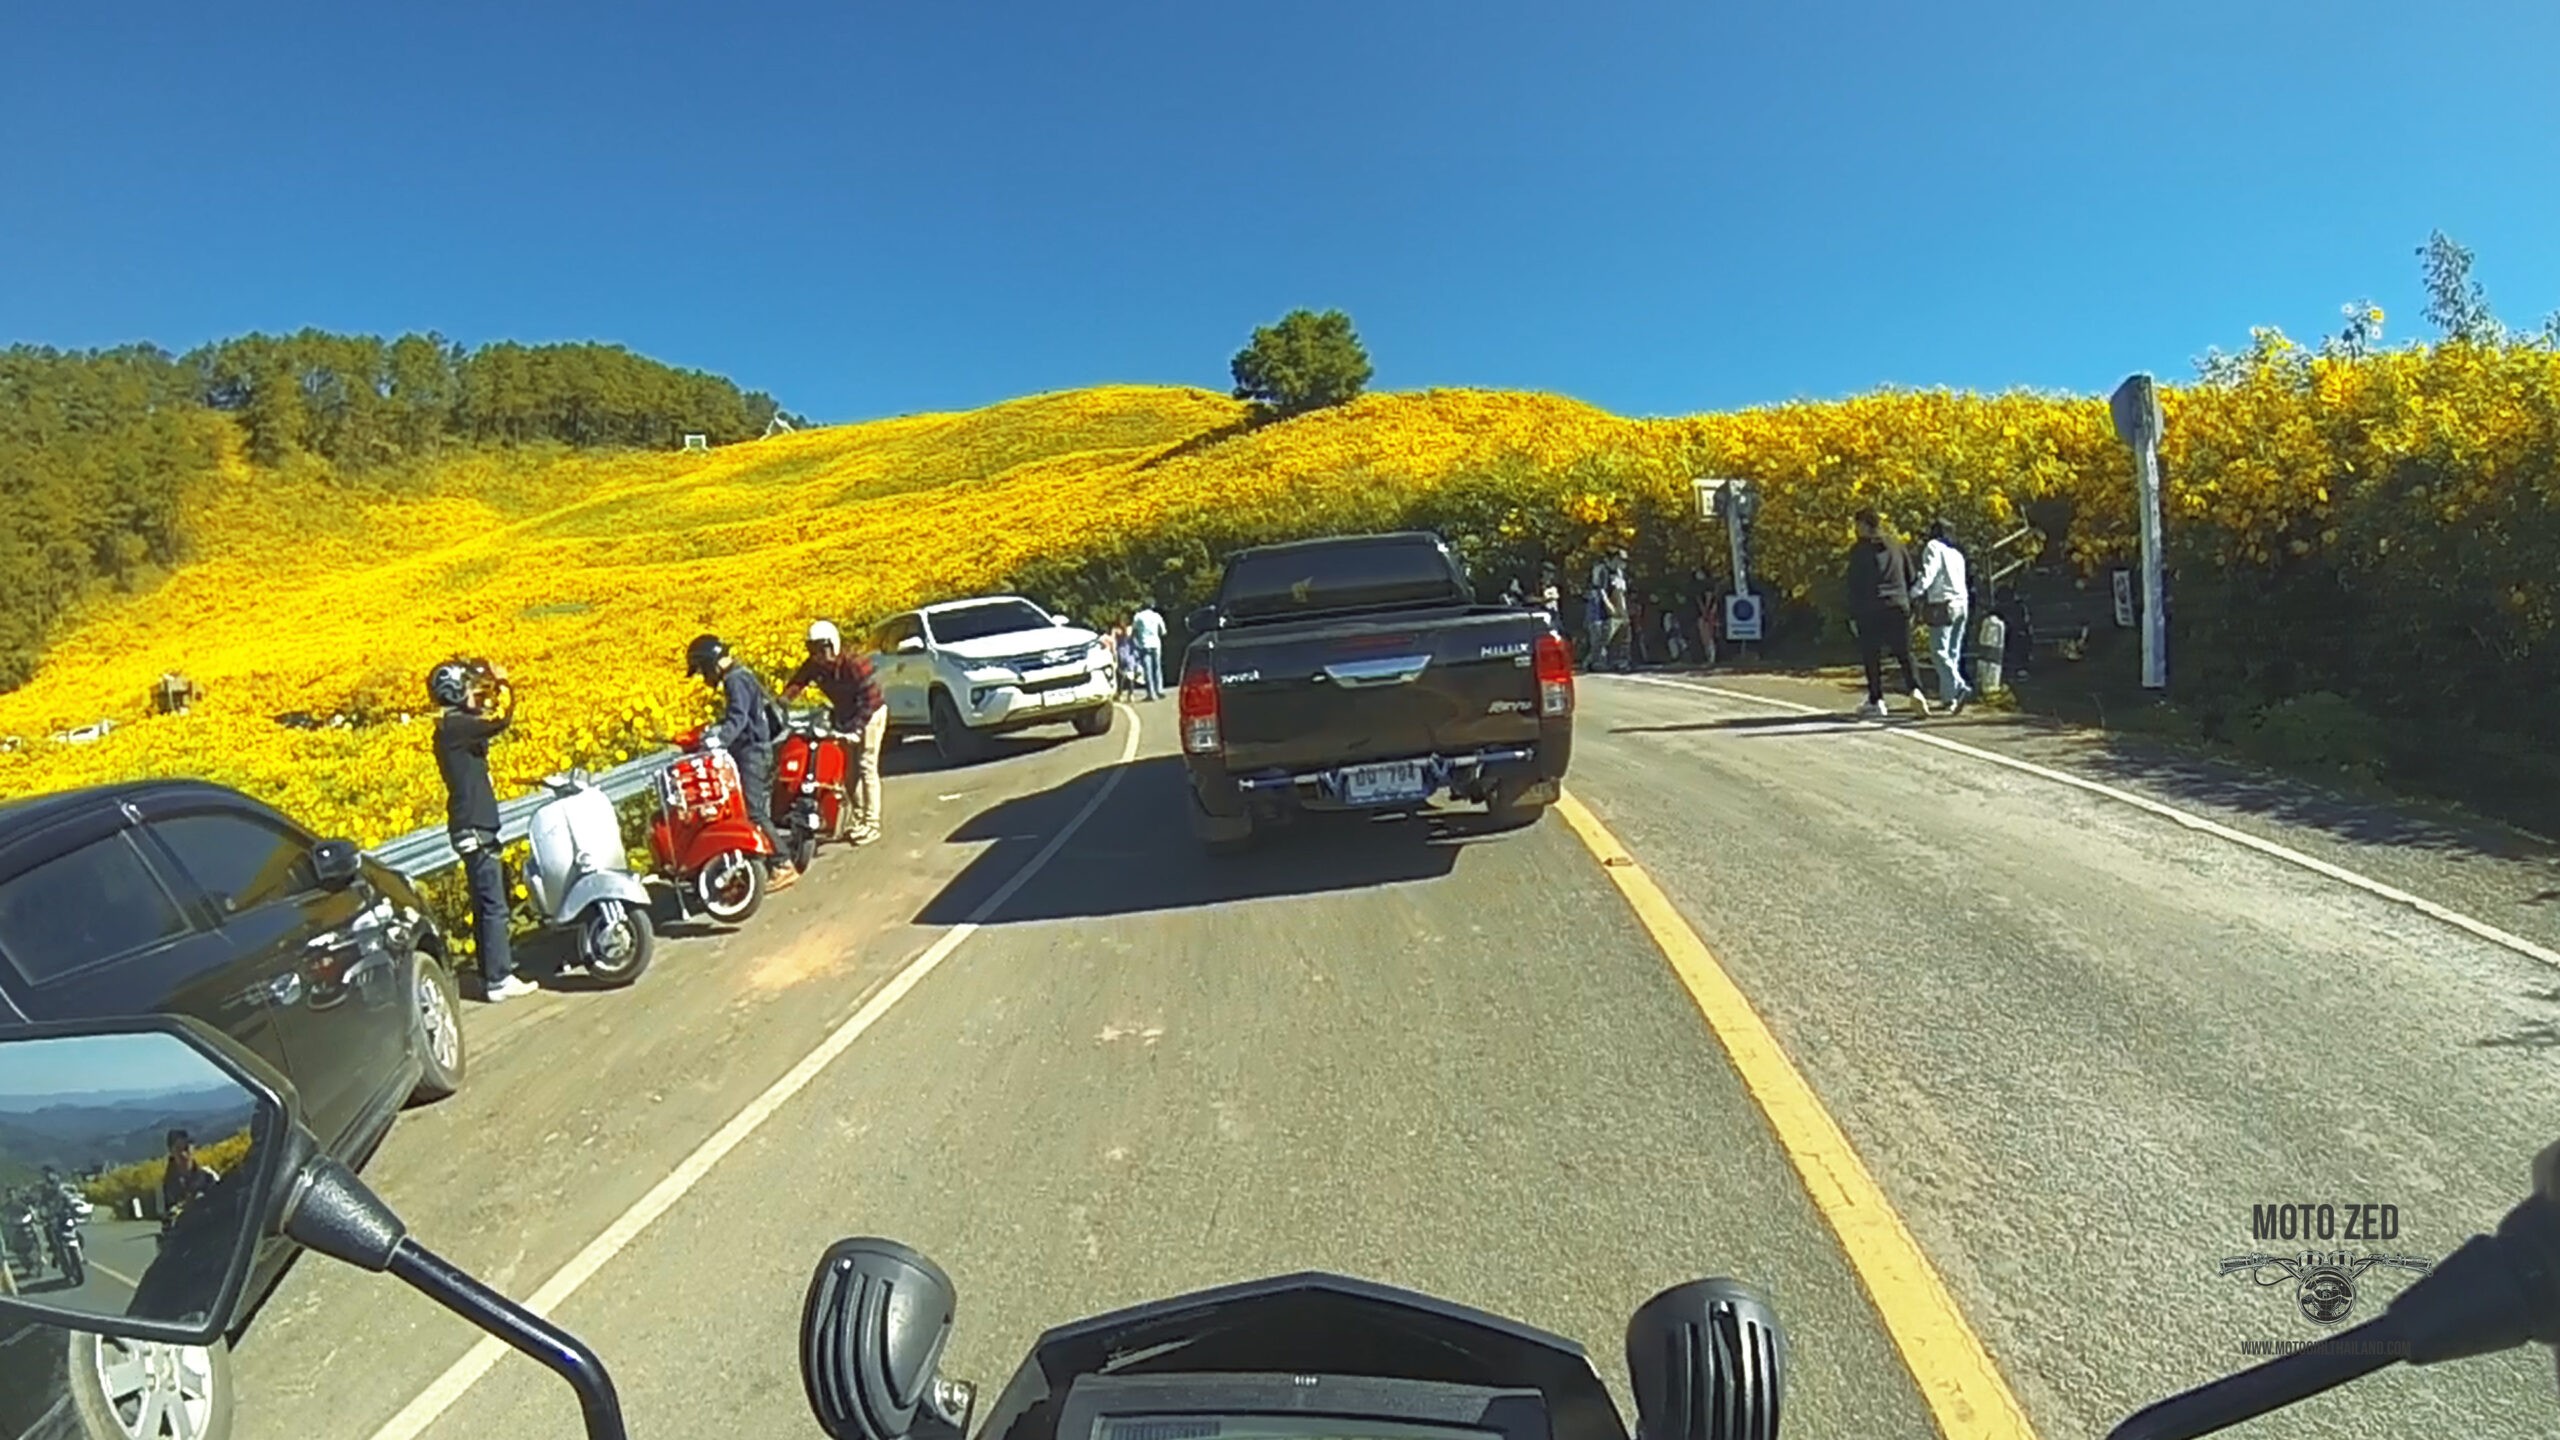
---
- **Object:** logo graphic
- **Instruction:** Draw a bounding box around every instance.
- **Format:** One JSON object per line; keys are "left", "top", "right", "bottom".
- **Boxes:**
{"left": 2218, "top": 1250, "right": 2434, "bottom": 1327}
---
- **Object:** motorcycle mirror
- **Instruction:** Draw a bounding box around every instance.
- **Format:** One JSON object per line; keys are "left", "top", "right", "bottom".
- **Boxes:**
{"left": 0, "top": 1016, "right": 301, "bottom": 1349}
{"left": 1626, "top": 1278, "right": 1786, "bottom": 1440}
{"left": 802, "top": 1237, "right": 975, "bottom": 1440}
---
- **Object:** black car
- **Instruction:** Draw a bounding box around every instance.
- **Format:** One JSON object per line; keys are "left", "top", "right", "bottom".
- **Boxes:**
{"left": 1176, "top": 531, "right": 1576, "bottom": 854}
{"left": 0, "top": 779, "right": 470, "bottom": 1440}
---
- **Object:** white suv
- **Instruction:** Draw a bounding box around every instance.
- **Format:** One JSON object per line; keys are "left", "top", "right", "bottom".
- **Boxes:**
{"left": 866, "top": 596, "right": 1119, "bottom": 761}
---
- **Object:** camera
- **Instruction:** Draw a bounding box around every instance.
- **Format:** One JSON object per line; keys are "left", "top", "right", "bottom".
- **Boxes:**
{"left": 462, "top": 658, "right": 509, "bottom": 703}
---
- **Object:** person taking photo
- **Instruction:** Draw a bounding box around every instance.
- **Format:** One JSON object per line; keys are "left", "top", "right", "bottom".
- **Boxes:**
{"left": 431, "top": 658, "right": 539, "bottom": 1002}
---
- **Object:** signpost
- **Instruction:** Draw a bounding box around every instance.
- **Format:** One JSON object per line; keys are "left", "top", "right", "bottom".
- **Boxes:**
{"left": 1693, "top": 476, "right": 1764, "bottom": 642}
{"left": 2108, "top": 374, "right": 2168, "bottom": 690}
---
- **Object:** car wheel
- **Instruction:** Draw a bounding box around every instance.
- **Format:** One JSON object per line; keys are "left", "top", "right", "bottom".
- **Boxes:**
{"left": 1188, "top": 790, "right": 1258, "bottom": 858}
{"left": 928, "top": 690, "right": 985, "bottom": 764}
{"left": 407, "top": 950, "right": 467, "bottom": 1105}
{"left": 1072, "top": 705, "right": 1114, "bottom": 738}
{"left": 1484, "top": 777, "right": 1551, "bottom": 830}
{"left": 68, "top": 1330, "right": 234, "bottom": 1440}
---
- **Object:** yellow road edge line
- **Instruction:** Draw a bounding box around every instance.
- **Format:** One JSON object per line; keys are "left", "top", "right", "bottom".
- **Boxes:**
{"left": 1554, "top": 787, "right": 2040, "bottom": 1440}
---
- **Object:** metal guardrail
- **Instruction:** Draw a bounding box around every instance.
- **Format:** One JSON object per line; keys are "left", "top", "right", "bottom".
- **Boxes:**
{"left": 368, "top": 750, "right": 675, "bottom": 880}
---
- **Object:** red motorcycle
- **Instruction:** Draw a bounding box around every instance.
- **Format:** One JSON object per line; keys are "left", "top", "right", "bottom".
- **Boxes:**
{"left": 773, "top": 707, "right": 852, "bottom": 873}
{"left": 650, "top": 730, "right": 776, "bottom": 924}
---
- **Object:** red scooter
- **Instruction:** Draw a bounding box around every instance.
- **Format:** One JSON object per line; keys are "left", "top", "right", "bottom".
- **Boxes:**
{"left": 650, "top": 730, "right": 777, "bottom": 924}
{"left": 773, "top": 707, "right": 851, "bottom": 874}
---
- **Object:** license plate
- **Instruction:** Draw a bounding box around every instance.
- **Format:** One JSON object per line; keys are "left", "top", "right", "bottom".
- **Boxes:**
{"left": 1340, "top": 760, "right": 1430, "bottom": 806}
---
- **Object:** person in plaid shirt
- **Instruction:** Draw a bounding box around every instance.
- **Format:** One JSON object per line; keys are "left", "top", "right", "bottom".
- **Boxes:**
{"left": 783, "top": 620, "right": 888, "bottom": 845}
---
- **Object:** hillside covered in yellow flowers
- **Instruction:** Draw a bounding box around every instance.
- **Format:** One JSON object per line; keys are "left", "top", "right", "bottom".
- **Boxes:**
{"left": 4, "top": 339, "right": 2557, "bottom": 848}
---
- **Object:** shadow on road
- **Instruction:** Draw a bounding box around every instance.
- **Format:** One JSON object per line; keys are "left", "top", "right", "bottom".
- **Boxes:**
{"left": 1611, "top": 713, "right": 1867, "bottom": 734}
{"left": 914, "top": 755, "right": 1532, "bottom": 926}
{"left": 878, "top": 732, "right": 1072, "bottom": 776}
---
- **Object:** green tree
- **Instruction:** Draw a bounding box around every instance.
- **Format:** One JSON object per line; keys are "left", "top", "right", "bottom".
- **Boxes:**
{"left": 1230, "top": 309, "right": 1373, "bottom": 421}
{"left": 2418, "top": 230, "right": 2503, "bottom": 345}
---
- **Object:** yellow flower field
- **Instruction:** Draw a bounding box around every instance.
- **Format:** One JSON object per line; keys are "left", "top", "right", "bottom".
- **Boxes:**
{"left": 3, "top": 343, "right": 2554, "bottom": 855}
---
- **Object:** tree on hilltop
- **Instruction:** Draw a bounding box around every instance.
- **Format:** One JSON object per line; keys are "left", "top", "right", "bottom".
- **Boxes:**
{"left": 1230, "top": 309, "right": 1373, "bottom": 421}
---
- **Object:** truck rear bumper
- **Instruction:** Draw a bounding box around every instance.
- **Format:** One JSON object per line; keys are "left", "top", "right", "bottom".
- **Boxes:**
{"left": 1190, "top": 732, "right": 1569, "bottom": 820}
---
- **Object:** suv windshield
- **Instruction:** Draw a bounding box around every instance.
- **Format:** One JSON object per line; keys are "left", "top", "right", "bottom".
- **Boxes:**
{"left": 926, "top": 600, "right": 1058, "bottom": 646}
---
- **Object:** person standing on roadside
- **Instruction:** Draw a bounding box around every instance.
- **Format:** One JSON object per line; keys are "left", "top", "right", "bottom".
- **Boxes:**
{"left": 1912, "top": 518, "right": 1975, "bottom": 713}
{"left": 1129, "top": 603, "right": 1167, "bottom": 700}
{"left": 1844, "top": 509, "right": 1930, "bottom": 720}
{"left": 687, "top": 634, "right": 799, "bottom": 891}
{"left": 430, "top": 657, "right": 539, "bottom": 1001}
{"left": 1590, "top": 549, "right": 1632, "bottom": 671}
{"left": 782, "top": 621, "right": 888, "bottom": 846}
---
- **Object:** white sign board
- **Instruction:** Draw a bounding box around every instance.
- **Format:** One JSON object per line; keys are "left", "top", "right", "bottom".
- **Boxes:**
{"left": 2112, "top": 569, "right": 2136, "bottom": 629}
{"left": 683, "top": 433, "right": 710, "bottom": 452}
{"left": 1723, "top": 592, "right": 1763, "bottom": 642}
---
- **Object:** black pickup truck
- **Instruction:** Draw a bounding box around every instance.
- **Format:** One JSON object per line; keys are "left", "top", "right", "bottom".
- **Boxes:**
{"left": 1174, "top": 531, "right": 1577, "bottom": 854}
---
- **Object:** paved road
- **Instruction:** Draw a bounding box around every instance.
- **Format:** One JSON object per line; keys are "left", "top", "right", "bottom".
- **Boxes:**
{"left": 216, "top": 676, "right": 2560, "bottom": 1440}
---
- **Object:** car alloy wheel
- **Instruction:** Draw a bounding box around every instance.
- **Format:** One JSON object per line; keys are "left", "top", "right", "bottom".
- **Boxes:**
{"left": 415, "top": 965, "right": 461, "bottom": 1073}
{"left": 88, "top": 1335, "right": 220, "bottom": 1440}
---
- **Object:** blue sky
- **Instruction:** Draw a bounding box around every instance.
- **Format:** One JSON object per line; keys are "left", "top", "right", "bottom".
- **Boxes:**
{"left": 2, "top": 1, "right": 2552, "bottom": 424}
{"left": 0, "top": 1033, "right": 229, "bottom": 1104}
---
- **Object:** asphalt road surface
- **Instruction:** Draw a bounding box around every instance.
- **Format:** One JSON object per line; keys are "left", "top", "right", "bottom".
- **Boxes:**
{"left": 209, "top": 675, "right": 2560, "bottom": 1440}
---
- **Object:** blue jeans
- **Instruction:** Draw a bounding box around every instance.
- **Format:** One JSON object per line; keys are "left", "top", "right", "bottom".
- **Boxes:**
{"left": 1929, "top": 607, "right": 1972, "bottom": 705}
{"left": 1141, "top": 646, "right": 1164, "bottom": 700}
{"left": 453, "top": 829, "right": 513, "bottom": 986}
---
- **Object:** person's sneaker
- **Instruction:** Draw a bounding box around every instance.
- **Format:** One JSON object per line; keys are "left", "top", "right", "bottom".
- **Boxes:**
{"left": 1856, "top": 699, "right": 1888, "bottom": 720}
{"left": 768, "top": 864, "right": 801, "bottom": 892}
{"left": 1949, "top": 690, "right": 1970, "bottom": 715}
{"left": 481, "top": 974, "right": 540, "bottom": 1004}
{"left": 851, "top": 827, "right": 882, "bottom": 846}
{"left": 1908, "top": 688, "right": 1933, "bottom": 717}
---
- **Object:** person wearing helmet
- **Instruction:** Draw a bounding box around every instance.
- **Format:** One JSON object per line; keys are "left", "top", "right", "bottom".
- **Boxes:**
{"left": 432, "top": 658, "right": 538, "bottom": 1001}
{"left": 687, "top": 635, "right": 799, "bottom": 891}
{"left": 781, "top": 620, "right": 887, "bottom": 846}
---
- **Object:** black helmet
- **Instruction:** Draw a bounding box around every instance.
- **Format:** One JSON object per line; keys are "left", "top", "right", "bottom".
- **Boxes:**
{"left": 685, "top": 635, "right": 729, "bottom": 682}
{"left": 427, "top": 660, "right": 473, "bottom": 708}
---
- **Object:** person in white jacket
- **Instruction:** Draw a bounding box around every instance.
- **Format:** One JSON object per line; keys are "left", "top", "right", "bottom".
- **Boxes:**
{"left": 1912, "top": 519, "right": 1975, "bottom": 712}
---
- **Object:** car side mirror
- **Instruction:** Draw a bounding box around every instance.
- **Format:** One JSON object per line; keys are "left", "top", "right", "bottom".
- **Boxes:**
{"left": 1048, "top": 613, "right": 1071, "bottom": 628}
{"left": 895, "top": 638, "right": 926, "bottom": 655}
{"left": 313, "top": 839, "right": 362, "bottom": 890}
{"left": 1187, "top": 606, "right": 1217, "bottom": 634}
{"left": 0, "top": 1016, "right": 299, "bottom": 1348}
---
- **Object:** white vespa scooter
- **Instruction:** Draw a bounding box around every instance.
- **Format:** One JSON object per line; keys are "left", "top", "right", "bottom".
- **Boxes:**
{"left": 524, "top": 769, "right": 656, "bottom": 986}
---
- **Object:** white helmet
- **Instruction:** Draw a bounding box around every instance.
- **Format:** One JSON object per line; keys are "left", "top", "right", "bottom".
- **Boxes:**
{"left": 807, "top": 620, "right": 841, "bottom": 649}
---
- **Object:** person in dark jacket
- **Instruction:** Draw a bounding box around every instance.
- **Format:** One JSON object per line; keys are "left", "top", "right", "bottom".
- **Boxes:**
{"left": 781, "top": 620, "right": 887, "bottom": 846}
{"left": 687, "top": 634, "right": 799, "bottom": 890}
{"left": 1844, "top": 509, "right": 1930, "bottom": 719}
{"left": 431, "top": 658, "right": 538, "bottom": 1001}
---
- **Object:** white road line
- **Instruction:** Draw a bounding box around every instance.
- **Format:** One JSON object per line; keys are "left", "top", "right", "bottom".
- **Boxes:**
{"left": 1609, "top": 672, "right": 2560, "bottom": 972}
{"left": 368, "top": 706, "right": 1144, "bottom": 1440}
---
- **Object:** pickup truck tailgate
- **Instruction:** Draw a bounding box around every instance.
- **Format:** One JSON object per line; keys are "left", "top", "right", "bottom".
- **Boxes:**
{"left": 1207, "top": 610, "right": 1548, "bottom": 774}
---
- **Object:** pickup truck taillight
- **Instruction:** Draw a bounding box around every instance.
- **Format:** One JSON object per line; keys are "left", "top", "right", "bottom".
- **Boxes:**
{"left": 1534, "top": 631, "right": 1575, "bottom": 717}
{"left": 1179, "top": 663, "right": 1221, "bottom": 754}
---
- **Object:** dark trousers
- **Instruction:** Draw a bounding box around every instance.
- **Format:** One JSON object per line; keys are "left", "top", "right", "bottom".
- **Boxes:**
{"left": 1855, "top": 607, "right": 1921, "bottom": 702}
{"left": 453, "top": 828, "right": 513, "bottom": 985}
{"left": 732, "top": 744, "right": 787, "bottom": 872}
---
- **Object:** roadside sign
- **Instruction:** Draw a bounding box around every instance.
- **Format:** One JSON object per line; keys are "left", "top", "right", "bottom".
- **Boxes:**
{"left": 2111, "top": 569, "right": 2136, "bottom": 628}
{"left": 1724, "top": 592, "right": 1763, "bottom": 642}
{"left": 2109, "top": 374, "right": 2162, "bottom": 449}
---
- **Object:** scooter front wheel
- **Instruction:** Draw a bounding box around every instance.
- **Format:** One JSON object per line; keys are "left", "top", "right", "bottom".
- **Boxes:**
{"left": 580, "top": 901, "right": 656, "bottom": 985}
{"left": 696, "top": 853, "right": 765, "bottom": 925}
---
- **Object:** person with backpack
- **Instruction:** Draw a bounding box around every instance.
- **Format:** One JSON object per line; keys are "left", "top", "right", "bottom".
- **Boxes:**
{"left": 686, "top": 634, "right": 799, "bottom": 892}
{"left": 430, "top": 657, "right": 538, "bottom": 1002}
